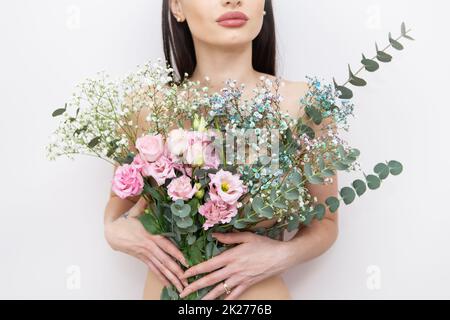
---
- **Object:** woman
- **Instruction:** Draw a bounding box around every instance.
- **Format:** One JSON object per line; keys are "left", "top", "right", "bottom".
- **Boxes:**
{"left": 104, "top": 0, "right": 339, "bottom": 300}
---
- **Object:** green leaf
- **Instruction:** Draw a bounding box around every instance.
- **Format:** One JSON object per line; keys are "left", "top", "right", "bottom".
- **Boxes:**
{"left": 348, "top": 148, "right": 361, "bottom": 158}
{"left": 325, "top": 196, "right": 340, "bottom": 213}
{"left": 376, "top": 43, "right": 393, "bottom": 62}
{"left": 233, "top": 220, "right": 248, "bottom": 229}
{"left": 304, "top": 162, "right": 313, "bottom": 177}
{"left": 52, "top": 108, "right": 66, "bottom": 117}
{"left": 284, "top": 188, "right": 300, "bottom": 201}
{"left": 348, "top": 64, "right": 367, "bottom": 87}
{"left": 333, "top": 78, "right": 353, "bottom": 99}
{"left": 401, "top": 22, "right": 407, "bottom": 35}
{"left": 374, "top": 163, "right": 390, "bottom": 180}
{"left": 139, "top": 213, "right": 160, "bottom": 235}
{"left": 321, "top": 168, "right": 335, "bottom": 177}
{"left": 388, "top": 160, "right": 403, "bottom": 175}
{"left": 186, "top": 234, "right": 196, "bottom": 245}
{"left": 340, "top": 187, "right": 356, "bottom": 205}
{"left": 305, "top": 105, "right": 323, "bottom": 125}
{"left": 252, "top": 196, "right": 264, "bottom": 212}
{"left": 308, "top": 175, "right": 324, "bottom": 184}
{"left": 287, "top": 215, "right": 300, "bottom": 232}
{"left": 366, "top": 174, "right": 381, "bottom": 190}
{"left": 389, "top": 32, "right": 404, "bottom": 50}
{"left": 74, "top": 125, "right": 88, "bottom": 136}
{"left": 144, "top": 185, "right": 164, "bottom": 202}
{"left": 361, "top": 54, "right": 380, "bottom": 72}
{"left": 88, "top": 136, "right": 101, "bottom": 149}
{"left": 175, "top": 216, "right": 193, "bottom": 229}
{"left": 188, "top": 198, "right": 199, "bottom": 215}
{"left": 400, "top": 22, "right": 414, "bottom": 40}
{"left": 298, "top": 124, "right": 315, "bottom": 139}
{"left": 52, "top": 103, "right": 67, "bottom": 117}
{"left": 333, "top": 160, "right": 350, "bottom": 171}
{"left": 352, "top": 179, "right": 367, "bottom": 196}
{"left": 171, "top": 200, "right": 191, "bottom": 218}
{"left": 251, "top": 196, "right": 274, "bottom": 218}
{"left": 313, "top": 204, "right": 326, "bottom": 220}
{"left": 288, "top": 171, "right": 302, "bottom": 186}
{"left": 160, "top": 285, "right": 179, "bottom": 300}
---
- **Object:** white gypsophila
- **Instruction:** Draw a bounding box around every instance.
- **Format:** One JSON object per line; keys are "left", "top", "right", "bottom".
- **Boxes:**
{"left": 46, "top": 59, "right": 210, "bottom": 164}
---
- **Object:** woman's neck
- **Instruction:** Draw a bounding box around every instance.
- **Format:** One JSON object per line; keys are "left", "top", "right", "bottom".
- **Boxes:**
{"left": 188, "top": 39, "right": 264, "bottom": 94}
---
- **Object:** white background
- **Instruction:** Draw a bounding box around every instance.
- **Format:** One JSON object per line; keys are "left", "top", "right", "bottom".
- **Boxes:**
{"left": 0, "top": 0, "right": 449, "bottom": 299}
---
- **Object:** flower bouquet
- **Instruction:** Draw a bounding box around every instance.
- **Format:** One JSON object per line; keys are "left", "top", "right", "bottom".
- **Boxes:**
{"left": 47, "top": 23, "right": 413, "bottom": 300}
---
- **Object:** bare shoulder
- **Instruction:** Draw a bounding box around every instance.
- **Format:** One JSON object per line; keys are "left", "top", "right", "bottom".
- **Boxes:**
{"left": 265, "top": 75, "right": 309, "bottom": 118}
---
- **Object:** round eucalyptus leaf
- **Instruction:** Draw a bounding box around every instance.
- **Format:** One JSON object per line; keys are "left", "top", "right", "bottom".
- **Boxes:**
{"left": 306, "top": 105, "right": 323, "bottom": 125}
{"left": 233, "top": 220, "right": 248, "bottom": 229}
{"left": 287, "top": 215, "right": 300, "bottom": 232}
{"left": 259, "top": 206, "right": 274, "bottom": 219}
{"left": 284, "top": 188, "right": 300, "bottom": 201}
{"left": 348, "top": 64, "right": 367, "bottom": 87}
{"left": 374, "top": 163, "right": 390, "bottom": 180}
{"left": 288, "top": 171, "right": 302, "bottom": 186}
{"left": 333, "top": 78, "right": 353, "bottom": 99}
{"left": 175, "top": 216, "right": 193, "bottom": 229}
{"left": 186, "top": 234, "right": 196, "bottom": 245}
{"left": 333, "top": 160, "right": 350, "bottom": 171}
{"left": 321, "top": 168, "right": 335, "bottom": 177}
{"left": 251, "top": 196, "right": 264, "bottom": 213}
{"left": 389, "top": 32, "right": 404, "bottom": 50}
{"left": 299, "top": 124, "right": 315, "bottom": 139}
{"left": 325, "top": 196, "right": 340, "bottom": 213}
{"left": 303, "top": 162, "right": 313, "bottom": 177}
{"left": 340, "top": 187, "right": 356, "bottom": 205}
{"left": 352, "top": 179, "right": 367, "bottom": 196}
{"left": 170, "top": 201, "right": 191, "bottom": 218}
{"left": 314, "top": 204, "right": 326, "bottom": 220}
{"left": 377, "top": 50, "right": 393, "bottom": 63}
{"left": 308, "top": 175, "right": 324, "bottom": 184}
{"left": 366, "top": 174, "right": 381, "bottom": 190}
{"left": 361, "top": 54, "right": 380, "bottom": 72}
{"left": 388, "top": 160, "right": 403, "bottom": 175}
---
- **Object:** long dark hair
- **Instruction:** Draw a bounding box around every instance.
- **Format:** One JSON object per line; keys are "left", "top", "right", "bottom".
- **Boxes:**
{"left": 162, "top": 0, "right": 277, "bottom": 83}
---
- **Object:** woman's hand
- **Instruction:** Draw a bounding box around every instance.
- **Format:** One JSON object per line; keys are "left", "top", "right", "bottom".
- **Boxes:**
{"left": 104, "top": 197, "right": 189, "bottom": 293}
{"left": 179, "top": 231, "right": 297, "bottom": 300}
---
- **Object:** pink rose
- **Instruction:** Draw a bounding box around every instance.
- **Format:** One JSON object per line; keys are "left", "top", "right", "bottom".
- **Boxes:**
{"left": 167, "top": 129, "right": 188, "bottom": 156}
{"left": 202, "top": 142, "right": 221, "bottom": 170}
{"left": 112, "top": 164, "right": 144, "bottom": 199}
{"left": 163, "top": 146, "right": 193, "bottom": 177}
{"left": 142, "top": 155, "right": 177, "bottom": 186}
{"left": 136, "top": 134, "right": 164, "bottom": 162}
{"left": 184, "top": 131, "right": 205, "bottom": 166}
{"left": 198, "top": 200, "right": 238, "bottom": 230}
{"left": 209, "top": 170, "right": 247, "bottom": 205}
{"left": 131, "top": 154, "right": 147, "bottom": 172}
{"left": 167, "top": 175, "right": 198, "bottom": 201}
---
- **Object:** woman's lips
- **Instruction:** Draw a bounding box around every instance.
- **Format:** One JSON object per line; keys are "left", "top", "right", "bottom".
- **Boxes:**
{"left": 216, "top": 11, "right": 249, "bottom": 28}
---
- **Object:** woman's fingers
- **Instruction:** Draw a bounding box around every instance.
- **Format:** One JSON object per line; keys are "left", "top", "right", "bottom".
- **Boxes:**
{"left": 224, "top": 284, "right": 247, "bottom": 300}
{"left": 182, "top": 253, "right": 229, "bottom": 279}
{"left": 153, "top": 235, "right": 189, "bottom": 268}
{"left": 150, "top": 242, "right": 188, "bottom": 287}
{"left": 128, "top": 197, "right": 148, "bottom": 217}
{"left": 180, "top": 266, "right": 233, "bottom": 298}
{"left": 149, "top": 255, "right": 185, "bottom": 293}
{"left": 138, "top": 254, "right": 170, "bottom": 287}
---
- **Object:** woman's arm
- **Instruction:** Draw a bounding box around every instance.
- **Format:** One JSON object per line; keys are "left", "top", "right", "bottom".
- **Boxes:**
{"left": 104, "top": 166, "right": 141, "bottom": 224}
{"left": 281, "top": 175, "right": 339, "bottom": 268}
{"left": 104, "top": 166, "right": 189, "bottom": 292}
